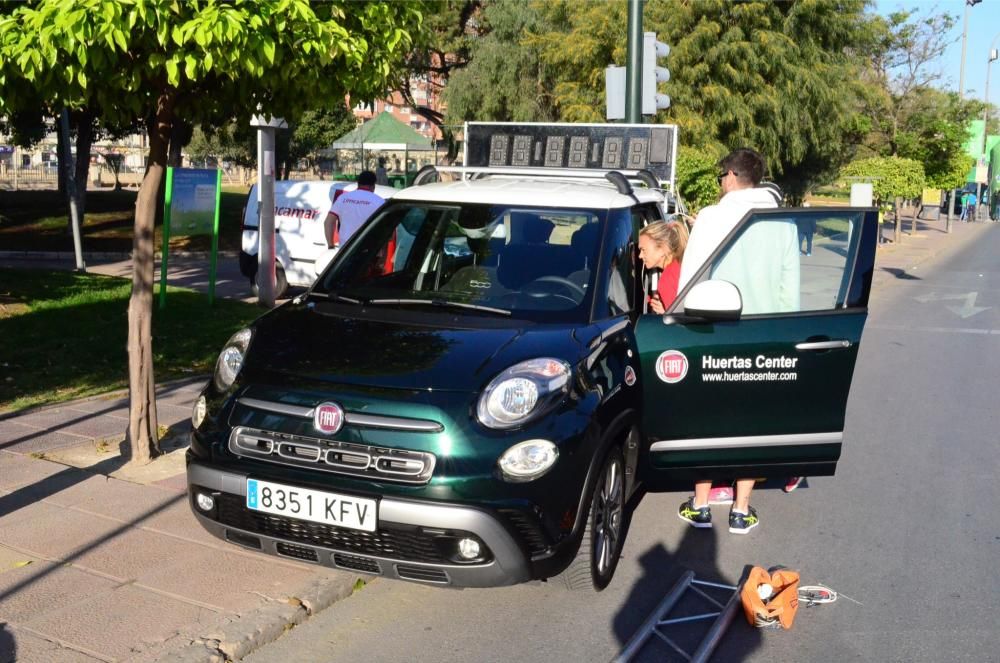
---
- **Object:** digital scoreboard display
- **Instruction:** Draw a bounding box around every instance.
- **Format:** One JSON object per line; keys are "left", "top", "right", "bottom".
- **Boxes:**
{"left": 464, "top": 122, "right": 678, "bottom": 186}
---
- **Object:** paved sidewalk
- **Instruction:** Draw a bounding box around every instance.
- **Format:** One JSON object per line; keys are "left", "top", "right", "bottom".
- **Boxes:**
{"left": 870, "top": 213, "right": 992, "bottom": 293}
{"left": 0, "top": 252, "right": 258, "bottom": 304}
{"left": 0, "top": 212, "right": 992, "bottom": 662}
{"left": 0, "top": 379, "right": 364, "bottom": 663}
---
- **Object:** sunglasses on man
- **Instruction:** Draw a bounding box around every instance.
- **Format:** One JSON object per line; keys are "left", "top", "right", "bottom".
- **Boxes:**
{"left": 717, "top": 170, "right": 739, "bottom": 184}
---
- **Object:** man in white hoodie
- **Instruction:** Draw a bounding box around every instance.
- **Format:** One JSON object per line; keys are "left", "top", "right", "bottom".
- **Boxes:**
{"left": 675, "top": 148, "right": 795, "bottom": 535}
{"left": 678, "top": 148, "right": 780, "bottom": 290}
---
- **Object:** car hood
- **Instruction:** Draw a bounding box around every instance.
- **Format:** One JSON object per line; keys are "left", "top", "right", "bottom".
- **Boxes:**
{"left": 240, "top": 302, "right": 588, "bottom": 392}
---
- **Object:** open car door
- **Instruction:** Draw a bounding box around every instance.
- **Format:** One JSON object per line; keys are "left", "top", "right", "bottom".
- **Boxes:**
{"left": 635, "top": 208, "right": 877, "bottom": 489}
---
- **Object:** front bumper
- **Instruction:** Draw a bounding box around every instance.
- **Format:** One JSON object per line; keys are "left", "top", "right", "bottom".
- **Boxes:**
{"left": 187, "top": 460, "right": 532, "bottom": 588}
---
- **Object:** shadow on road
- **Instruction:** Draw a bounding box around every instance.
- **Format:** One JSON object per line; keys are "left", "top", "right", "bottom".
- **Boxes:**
{"left": 0, "top": 621, "right": 14, "bottom": 663}
{"left": 879, "top": 267, "right": 922, "bottom": 280}
{"left": 612, "top": 516, "right": 762, "bottom": 662}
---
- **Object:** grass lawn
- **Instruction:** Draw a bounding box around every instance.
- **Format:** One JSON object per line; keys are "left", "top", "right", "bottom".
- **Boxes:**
{"left": 817, "top": 217, "right": 851, "bottom": 236}
{"left": 0, "top": 186, "right": 250, "bottom": 253}
{"left": 0, "top": 268, "right": 262, "bottom": 412}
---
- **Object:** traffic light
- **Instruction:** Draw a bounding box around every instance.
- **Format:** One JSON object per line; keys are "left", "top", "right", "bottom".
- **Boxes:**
{"left": 642, "top": 32, "right": 670, "bottom": 114}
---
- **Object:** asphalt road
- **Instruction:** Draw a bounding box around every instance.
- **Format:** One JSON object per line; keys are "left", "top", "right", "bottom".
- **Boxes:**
{"left": 243, "top": 225, "right": 1000, "bottom": 663}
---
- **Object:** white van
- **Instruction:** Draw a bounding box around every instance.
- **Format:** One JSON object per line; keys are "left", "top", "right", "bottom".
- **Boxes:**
{"left": 239, "top": 180, "right": 395, "bottom": 297}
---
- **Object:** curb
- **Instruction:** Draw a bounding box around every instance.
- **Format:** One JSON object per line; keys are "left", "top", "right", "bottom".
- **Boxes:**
{"left": 0, "top": 375, "right": 208, "bottom": 421}
{"left": 0, "top": 250, "right": 240, "bottom": 261}
{"left": 138, "top": 574, "right": 369, "bottom": 662}
{"left": 874, "top": 222, "right": 994, "bottom": 280}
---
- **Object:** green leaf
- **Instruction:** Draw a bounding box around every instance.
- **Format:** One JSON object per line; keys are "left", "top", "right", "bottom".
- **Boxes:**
{"left": 113, "top": 29, "right": 127, "bottom": 52}
{"left": 165, "top": 58, "right": 179, "bottom": 85}
{"left": 184, "top": 54, "right": 197, "bottom": 80}
{"left": 262, "top": 38, "right": 275, "bottom": 64}
{"left": 77, "top": 70, "right": 87, "bottom": 88}
{"left": 203, "top": 50, "right": 213, "bottom": 72}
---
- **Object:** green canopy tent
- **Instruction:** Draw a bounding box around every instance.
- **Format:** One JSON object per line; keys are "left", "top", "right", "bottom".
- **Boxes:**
{"left": 326, "top": 111, "right": 434, "bottom": 184}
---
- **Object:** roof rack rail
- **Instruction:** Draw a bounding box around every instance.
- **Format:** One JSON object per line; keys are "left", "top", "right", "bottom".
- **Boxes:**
{"left": 605, "top": 171, "right": 633, "bottom": 196}
{"left": 635, "top": 169, "right": 659, "bottom": 190}
{"left": 414, "top": 165, "right": 672, "bottom": 191}
{"left": 412, "top": 164, "right": 439, "bottom": 186}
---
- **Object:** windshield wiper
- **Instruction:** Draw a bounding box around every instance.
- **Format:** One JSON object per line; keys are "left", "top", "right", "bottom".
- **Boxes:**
{"left": 304, "top": 291, "right": 363, "bottom": 304}
{"left": 368, "top": 298, "right": 511, "bottom": 316}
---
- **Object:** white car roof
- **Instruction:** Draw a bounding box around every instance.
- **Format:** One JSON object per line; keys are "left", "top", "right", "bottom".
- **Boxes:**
{"left": 258, "top": 180, "right": 397, "bottom": 200}
{"left": 392, "top": 177, "right": 666, "bottom": 210}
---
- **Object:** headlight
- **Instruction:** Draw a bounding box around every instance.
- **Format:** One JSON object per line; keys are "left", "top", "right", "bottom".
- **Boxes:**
{"left": 192, "top": 395, "right": 207, "bottom": 428}
{"left": 498, "top": 439, "right": 559, "bottom": 481}
{"left": 477, "top": 358, "right": 571, "bottom": 429}
{"left": 213, "top": 328, "right": 252, "bottom": 391}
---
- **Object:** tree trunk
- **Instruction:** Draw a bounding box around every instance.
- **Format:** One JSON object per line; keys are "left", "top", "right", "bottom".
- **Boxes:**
{"left": 73, "top": 112, "right": 94, "bottom": 221}
{"left": 910, "top": 198, "right": 917, "bottom": 235}
{"left": 946, "top": 190, "right": 954, "bottom": 233}
{"left": 125, "top": 92, "right": 174, "bottom": 465}
{"left": 167, "top": 118, "right": 192, "bottom": 168}
{"left": 56, "top": 120, "right": 67, "bottom": 214}
{"left": 893, "top": 196, "right": 902, "bottom": 244}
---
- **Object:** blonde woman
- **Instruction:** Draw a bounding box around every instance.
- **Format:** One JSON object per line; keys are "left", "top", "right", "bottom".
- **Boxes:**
{"left": 637, "top": 220, "right": 689, "bottom": 313}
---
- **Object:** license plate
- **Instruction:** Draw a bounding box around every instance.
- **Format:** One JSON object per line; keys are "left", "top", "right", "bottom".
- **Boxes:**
{"left": 246, "top": 479, "right": 377, "bottom": 532}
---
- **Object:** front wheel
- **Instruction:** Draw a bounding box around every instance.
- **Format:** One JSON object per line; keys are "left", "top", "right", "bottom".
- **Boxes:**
{"left": 251, "top": 266, "right": 288, "bottom": 299}
{"left": 561, "top": 446, "right": 625, "bottom": 591}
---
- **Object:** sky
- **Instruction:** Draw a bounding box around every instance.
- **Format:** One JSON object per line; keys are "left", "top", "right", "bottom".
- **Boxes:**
{"left": 875, "top": 0, "right": 1000, "bottom": 106}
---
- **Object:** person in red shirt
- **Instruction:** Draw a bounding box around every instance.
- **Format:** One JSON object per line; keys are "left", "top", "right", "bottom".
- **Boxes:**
{"left": 638, "top": 220, "right": 689, "bottom": 314}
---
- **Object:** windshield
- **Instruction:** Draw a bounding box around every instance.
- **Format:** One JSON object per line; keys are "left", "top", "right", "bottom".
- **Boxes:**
{"left": 315, "top": 202, "right": 606, "bottom": 323}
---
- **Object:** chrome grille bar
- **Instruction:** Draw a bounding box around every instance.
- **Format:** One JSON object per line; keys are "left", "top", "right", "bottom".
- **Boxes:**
{"left": 238, "top": 398, "right": 444, "bottom": 433}
{"left": 228, "top": 427, "right": 436, "bottom": 485}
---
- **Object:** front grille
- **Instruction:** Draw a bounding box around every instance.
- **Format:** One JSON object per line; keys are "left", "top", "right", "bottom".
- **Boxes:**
{"left": 216, "top": 493, "right": 456, "bottom": 564}
{"left": 396, "top": 565, "right": 449, "bottom": 584}
{"left": 229, "top": 427, "right": 436, "bottom": 485}
{"left": 499, "top": 509, "right": 551, "bottom": 556}
{"left": 276, "top": 541, "right": 319, "bottom": 562}
{"left": 334, "top": 552, "right": 381, "bottom": 574}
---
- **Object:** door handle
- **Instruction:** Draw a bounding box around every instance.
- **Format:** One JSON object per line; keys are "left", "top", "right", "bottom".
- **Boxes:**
{"left": 795, "top": 340, "right": 851, "bottom": 351}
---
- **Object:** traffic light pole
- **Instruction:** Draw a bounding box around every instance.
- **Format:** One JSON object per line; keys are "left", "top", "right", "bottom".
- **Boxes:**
{"left": 625, "top": 0, "right": 643, "bottom": 123}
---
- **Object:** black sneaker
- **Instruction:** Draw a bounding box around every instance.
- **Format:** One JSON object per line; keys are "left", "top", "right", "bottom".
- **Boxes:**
{"left": 728, "top": 506, "right": 759, "bottom": 534}
{"left": 677, "top": 498, "right": 712, "bottom": 528}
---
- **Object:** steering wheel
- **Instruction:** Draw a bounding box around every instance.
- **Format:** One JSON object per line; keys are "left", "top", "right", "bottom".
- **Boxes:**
{"left": 523, "top": 275, "right": 586, "bottom": 302}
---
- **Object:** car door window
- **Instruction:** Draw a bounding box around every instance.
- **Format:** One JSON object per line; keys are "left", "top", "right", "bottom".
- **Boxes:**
{"left": 678, "top": 210, "right": 863, "bottom": 316}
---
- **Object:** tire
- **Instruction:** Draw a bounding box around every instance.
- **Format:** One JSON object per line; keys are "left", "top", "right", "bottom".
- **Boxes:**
{"left": 561, "top": 446, "right": 626, "bottom": 591}
{"left": 252, "top": 266, "right": 288, "bottom": 299}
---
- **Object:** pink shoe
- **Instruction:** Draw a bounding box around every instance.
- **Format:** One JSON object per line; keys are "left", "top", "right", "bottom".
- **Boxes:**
{"left": 708, "top": 486, "right": 734, "bottom": 505}
{"left": 783, "top": 477, "right": 804, "bottom": 493}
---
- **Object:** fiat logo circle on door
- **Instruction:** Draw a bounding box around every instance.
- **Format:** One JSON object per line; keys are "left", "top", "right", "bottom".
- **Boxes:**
{"left": 655, "top": 350, "right": 688, "bottom": 384}
{"left": 313, "top": 402, "right": 345, "bottom": 434}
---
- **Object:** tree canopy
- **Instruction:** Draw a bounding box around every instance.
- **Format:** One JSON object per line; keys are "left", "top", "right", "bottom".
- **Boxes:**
{"left": 648, "top": 0, "right": 872, "bottom": 201}
{"left": 442, "top": 0, "right": 559, "bottom": 124}
{"left": 841, "top": 155, "right": 926, "bottom": 205}
{"left": 0, "top": 0, "right": 422, "bottom": 463}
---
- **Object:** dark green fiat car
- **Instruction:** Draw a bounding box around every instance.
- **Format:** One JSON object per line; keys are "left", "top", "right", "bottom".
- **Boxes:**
{"left": 187, "top": 125, "right": 877, "bottom": 591}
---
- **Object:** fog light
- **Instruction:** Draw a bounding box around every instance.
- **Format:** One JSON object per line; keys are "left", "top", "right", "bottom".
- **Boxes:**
{"left": 192, "top": 395, "right": 207, "bottom": 428}
{"left": 457, "top": 538, "right": 481, "bottom": 560}
{"left": 498, "top": 439, "right": 558, "bottom": 481}
{"left": 195, "top": 492, "right": 215, "bottom": 512}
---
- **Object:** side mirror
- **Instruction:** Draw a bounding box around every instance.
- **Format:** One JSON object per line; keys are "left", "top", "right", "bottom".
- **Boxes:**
{"left": 314, "top": 247, "right": 339, "bottom": 276}
{"left": 683, "top": 280, "right": 742, "bottom": 321}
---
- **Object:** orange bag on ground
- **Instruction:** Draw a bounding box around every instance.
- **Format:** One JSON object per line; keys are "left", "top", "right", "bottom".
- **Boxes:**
{"left": 740, "top": 566, "right": 800, "bottom": 630}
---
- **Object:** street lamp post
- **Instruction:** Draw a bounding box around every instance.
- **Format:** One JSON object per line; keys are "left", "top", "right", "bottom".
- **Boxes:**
{"left": 953, "top": 0, "right": 980, "bottom": 230}
{"left": 979, "top": 36, "right": 999, "bottom": 221}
